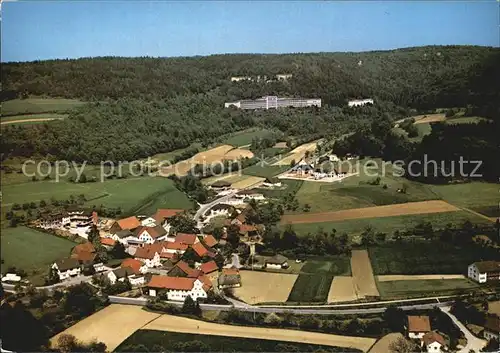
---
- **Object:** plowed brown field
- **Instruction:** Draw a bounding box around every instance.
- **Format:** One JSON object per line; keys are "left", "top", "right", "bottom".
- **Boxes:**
{"left": 281, "top": 200, "right": 459, "bottom": 224}
{"left": 351, "top": 250, "right": 379, "bottom": 298}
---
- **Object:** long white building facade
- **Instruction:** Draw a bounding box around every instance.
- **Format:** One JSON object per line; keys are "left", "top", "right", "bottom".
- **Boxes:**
{"left": 225, "top": 96, "right": 321, "bottom": 110}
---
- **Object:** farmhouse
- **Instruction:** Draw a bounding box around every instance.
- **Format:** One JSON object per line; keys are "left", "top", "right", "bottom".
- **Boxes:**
{"left": 168, "top": 260, "right": 202, "bottom": 278}
{"left": 276, "top": 73, "right": 293, "bottom": 81}
{"left": 468, "top": 261, "right": 500, "bottom": 283}
{"left": 134, "top": 225, "right": 168, "bottom": 244}
{"left": 483, "top": 315, "right": 500, "bottom": 341}
{"left": 52, "top": 258, "right": 81, "bottom": 280}
{"left": 100, "top": 237, "right": 116, "bottom": 249}
{"left": 208, "top": 204, "right": 233, "bottom": 218}
{"left": 146, "top": 275, "right": 211, "bottom": 301}
{"left": 348, "top": 98, "right": 374, "bottom": 107}
{"left": 107, "top": 266, "right": 145, "bottom": 286}
{"left": 71, "top": 242, "right": 96, "bottom": 262}
{"left": 200, "top": 260, "right": 219, "bottom": 275}
{"left": 407, "top": 315, "right": 431, "bottom": 339}
{"left": 235, "top": 190, "right": 265, "bottom": 201}
{"left": 134, "top": 245, "right": 161, "bottom": 268}
{"left": 152, "top": 208, "right": 184, "bottom": 233}
{"left": 209, "top": 180, "right": 232, "bottom": 191}
{"left": 192, "top": 242, "right": 216, "bottom": 258}
{"left": 121, "top": 258, "right": 148, "bottom": 275}
{"left": 265, "top": 254, "right": 289, "bottom": 269}
{"left": 1, "top": 273, "right": 21, "bottom": 283}
{"left": 175, "top": 233, "right": 199, "bottom": 245}
{"left": 262, "top": 177, "right": 282, "bottom": 188}
{"left": 164, "top": 241, "right": 188, "bottom": 255}
{"left": 110, "top": 216, "right": 141, "bottom": 233}
{"left": 224, "top": 96, "right": 321, "bottom": 110}
{"left": 422, "top": 332, "right": 446, "bottom": 353}
{"left": 218, "top": 268, "right": 241, "bottom": 289}
{"left": 203, "top": 234, "right": 218, "bottom": 248}
{"left": 289, "top": 161, "right": 314, "bottom": 176}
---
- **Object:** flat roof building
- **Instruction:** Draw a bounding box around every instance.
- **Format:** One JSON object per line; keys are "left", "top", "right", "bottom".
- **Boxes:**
{"left": 225, "top": 96, "right": 321, "bottom": 110}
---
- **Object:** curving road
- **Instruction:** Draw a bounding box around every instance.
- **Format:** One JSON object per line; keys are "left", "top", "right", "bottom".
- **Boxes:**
{"left": 440, "top": 306, "right": 486, "bottom": 353}
{"left": 194, "top": 192, "right": 237, "bottom": 228}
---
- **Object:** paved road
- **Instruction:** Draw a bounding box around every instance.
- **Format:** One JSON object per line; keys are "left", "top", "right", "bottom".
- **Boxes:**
{"left": 194, "top": 192, "right": 237, "bottom": 228}
{"left": 440, "top": 306, "right": 486, "bottom": 353}
{"left": 2, "top": 274, "right": 94, "bottom": 293}
{"left": 108, "top": 296, "right": 454, "bottom": 315}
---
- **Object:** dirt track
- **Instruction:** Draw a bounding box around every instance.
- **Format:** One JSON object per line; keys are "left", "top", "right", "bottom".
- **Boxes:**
{"left": 351, "top": 250, "right": 380, "bottom": 298}
{"left": 233, "top": 270, "right": 298, "bottom": 304}
{"left": 50, "top": 304, "right": 161, "bottom": 352}
{"left": 281, "top": 200, "right": 459, "bottom": 224}
{"left": 1, "top": 117, "right": 63, "bottom": 125}
{"left": 377, "top": 274, "right": 465, "bottom": 282}
{"left": 413, "top": 114, "right": 446, "bottom": 124}
{"left": 145, "top": 314, "right": 377, "bottom": 352}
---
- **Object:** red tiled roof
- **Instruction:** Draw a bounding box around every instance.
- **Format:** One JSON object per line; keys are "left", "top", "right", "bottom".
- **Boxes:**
{"left": 121, "top": 258, "right": 143, "bottom": 275}
{"left": 153, "top": 209, "right": 184, "bottom": 223}
{"left": 203, "top": 234, "right": 218, "bottom": 248}
{"left": 135, "top": 225, "right": 166, "bottom": 239}
{"left": 100, "top": 237, "right": 116, "bottom": 246}
{"left": 71, "top": 251, "right": 96, "bottom": 263}
{"left": 134, "top": 245, "right": 159, "bottom": 260}
{"left": 148, "top": 275, "right": 196, "bottom": 290}
{"left": 166, "top": 241, "right": 188, "bottom": 251}
{"left": 422, "top": 332, "right": 446, "bottom": 346}
{"left": 176, "top": 233, "right": 198, "bottom": 245}
{"left": 72, "top": 242, "right": 96, "bottom": 255}
{"left": 117, "top": 216, "right": 141, "bottom": 230}
{"left": 200, "top": 261, "right": 218, "bottom": 274}
{"left": 192, "top": 242, "right": 210, "bottom": 258}
{"left": 222, "top": 268, "right": 240, "bottom": 276}
{"left": 408, "top": 316, "right": 431, "bottom": 332}
{"left": 240, "top": 224, "right": 257, "bottom": 233}
{"left": 160, "top": 252, "right": 177, "bottom": 260}
{"left": 198, "top": 274, "right": 213, "bottom": 291}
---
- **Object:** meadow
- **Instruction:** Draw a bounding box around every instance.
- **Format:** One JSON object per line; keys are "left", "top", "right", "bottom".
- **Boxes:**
{"left": 282, "top": 210, "right": 489, "bottom": 236}
{"left": 300, "top": 256, "right": 352, "bottom": 276}
{"left": 2, "top": 98, "right": 85, "bottom": 115}
{"left": 287, "top": 274, "right": 334, "bottom": 303}
{"left": 1, "top": 227, "right": 76, "bottom": 275}
{"left": 368, "top": 241, "right": 499, "bottom": 275}
{"left": 253, "top": 179, "right": 303, "bottom": 199}
{"left": 377, "top": 279, "right": 480, "bottom": 299}
{"left": 1, "top": 176, "right": 192, "bottom": 215}
{"left": 220, "top": 128, "right": 276, "bottom": 147}
{"left": 241, "top": 164, "right": 290, "bottom": 179}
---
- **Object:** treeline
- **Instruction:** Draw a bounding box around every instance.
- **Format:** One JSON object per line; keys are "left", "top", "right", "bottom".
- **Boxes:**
{"left": 2, "top": 46, "right": 499, "bottom": 163}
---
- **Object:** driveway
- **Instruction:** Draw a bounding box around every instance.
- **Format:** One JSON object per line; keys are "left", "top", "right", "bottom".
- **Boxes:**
{"left": 440, "top": 306, "right": 486, "bottom": 353}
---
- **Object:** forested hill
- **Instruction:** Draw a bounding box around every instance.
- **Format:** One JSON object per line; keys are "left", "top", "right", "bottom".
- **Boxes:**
{"left": 2, "top": 45, "right": 499, "bottom": 109}
{"left": 1, "top": 46, "right": 499, "bottom": 163}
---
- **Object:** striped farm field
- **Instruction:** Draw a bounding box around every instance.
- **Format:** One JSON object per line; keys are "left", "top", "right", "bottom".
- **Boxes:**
{"left": 280, "top": 200, "right": 459, "bottom": 224}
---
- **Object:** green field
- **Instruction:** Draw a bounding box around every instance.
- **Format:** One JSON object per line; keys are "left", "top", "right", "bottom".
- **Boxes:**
{"left": 429, "top": 182, "right": 500, "bottom": 216}
{"left": 369, "top": 241, "right": 499, "bottom": 275}
{"left": 445, "top": 116, "right": 488, "bottom": 125}
{"left": 149, "top": 143, "right": 204, "bottom": 162}
{"left": 221, "top": 128, "right": 275, "bottom": 147}
{"left": 116, "top": 329, "right": 352, "bottom": 353}
{"left": 377, "top": 279, "right": 480, "bottom": 299}
{"left": 283, "top": 210, "right": 491, "bottom": 236}
{"left": 287, "top": 274, "right": 333, "bottom": 302}
{"left": 2, "top": 177, "right": 192, "bottom": 215}
{"left": 1, "top": 98, "right": 85, "bottom": 115}
{"left": 1, "top": 227, "right": 76, "bottom": 275}
{"left": 300, "top": 256, "right": 351, "bottom": 276}
{"left": 241, "top": 164, "right": 290, "bottom": 179}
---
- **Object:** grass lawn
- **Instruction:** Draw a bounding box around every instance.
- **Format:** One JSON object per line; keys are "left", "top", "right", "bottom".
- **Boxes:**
{"left": 242, "top": 164, "right": 290, "bottom": 179}
{"left": 377, "top": 279, "right": 480, "bottom": 299}
{"left": 429, "top": 182, "right": 500, "bottom": 216}
{"left": 287, "top": 274, "right": 334, "bottom": 303}
{"left": 116, "top": 329, "right": 350, "bottom": 352}
{"left": 1, "top": 177, "right": 192, "bottom": 215}
{"left": 300, "top": 256, "right": 351, "bottom": 276}
{"left": 220, "top": 128, "right": 275, "bottom": 147}
{"left": 149, "top": 143, "right": 204, "bottom": 163}
{"left": 2, "top": 98, "right": 85, "bottom": 115}
{"left": 1, "top": 227, "right": 76, "bottom": 275}
{"left": 282, "top": 210, "right": 491, "bottom": 236}
{"left": 445, "top": 116, "right": 488, "bottom": 125}
{"left": 369, "top": 241, "right": 499, "bottom": 275}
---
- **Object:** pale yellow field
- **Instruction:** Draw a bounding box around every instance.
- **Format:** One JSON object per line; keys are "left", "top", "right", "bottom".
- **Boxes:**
{"left": 368, "top": 333, "right": 403, "bottom": 353}
{"left": 202, "top": 173, "right": 248, "bottom": 185}
{"left": 51, "top": 304, "right": 161, "bottom": 352}
{"left": 351, "top": 250, "right": 380, "bottom": 298}
{"left": 377, "top": 274, "right": 465, "bottom": 282}
{"left": 233, "top": 270, "right": 298, "bottom": 304}
{"left": 488, "top": 300, "right": 500, "bottom": 316}
{"left": 230, "top": 176, "right": 265, "bottom": 189}
{"left": 273, "top": 141, "right": 319, "bottom": 166}
{"left": 327, "top": 276, "right": 362, "bottom": 303}
{"left": 145, "top": 314, "right": 376, "bottom": 352}
{"left": 413, "top": 113, "right": 446, "bottom": 124}
{"left": 223, "top": 148, "right": 255, "bottom": 160}
{"left": 192, "top": 145, "right": 234, "bottom": 163}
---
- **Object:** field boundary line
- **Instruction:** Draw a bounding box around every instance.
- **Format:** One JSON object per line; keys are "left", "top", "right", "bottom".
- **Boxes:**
{"left": 459, "top": 207, "right": 495, "bottom": 223}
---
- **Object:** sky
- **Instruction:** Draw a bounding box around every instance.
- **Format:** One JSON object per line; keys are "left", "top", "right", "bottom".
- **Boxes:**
{"left": 1, "top": 1, "right": 499, "bottom": 62}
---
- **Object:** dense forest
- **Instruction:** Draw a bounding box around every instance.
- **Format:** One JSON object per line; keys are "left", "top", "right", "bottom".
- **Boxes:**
{"left": 1, "top": 45, "right": 499, "bottom": 164}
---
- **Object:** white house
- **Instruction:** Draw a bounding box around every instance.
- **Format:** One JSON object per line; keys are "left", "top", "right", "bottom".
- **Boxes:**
{"left": 208, "top": 204, "right": 232, "bottom": 218}
{"left": 1, "top": 273, "right": 21, "bottom": 283}
{"left": 276, "top": 73, "right": 293, "bottom": 81}
{"left": 422, "top": 332, "right": 446, "bottom": 353}
{"left": 468, "top": 261, "right": 500, "bottom": 283}
{"left": 93, "top": 262, "right": 105, "bottom": 273}
{"left": 107, "top": 267, "right": 133, "bottom": 285}
{"left": 147, "top": 275, "right": 212, "bottom": 301}
{"left": 407, "top": 316, "right": 431, "bottom": 339}
{"left": 140, "top": 217, "right": 157, "bottom": 227}
{"left": 265, "top": 254, "right": 289, "bottom": 269}
{"left": 134, "top": 247, "right": 162, "bottom": 268}
{"left": 135, "top": 225, "right": 167, "bottom": 244}
{"left": 235, "top": 190, "right": 265, "bottom": 201}
{"left": 52, "top": 258, "right": 81, "bottom": 281}
{"left": 348, "top": 98, "right": 374, "bottom": 107}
